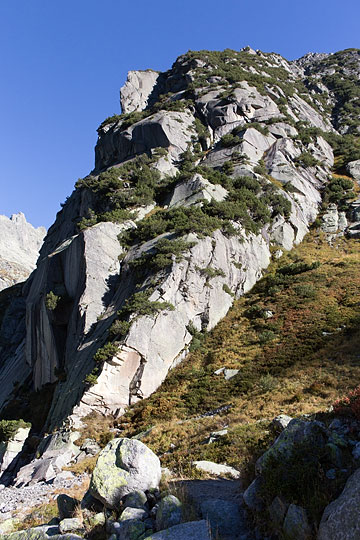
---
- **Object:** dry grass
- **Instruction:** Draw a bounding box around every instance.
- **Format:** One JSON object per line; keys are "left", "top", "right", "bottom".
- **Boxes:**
{"left": 63, "top": 455, "right": 98, "bottom": 475}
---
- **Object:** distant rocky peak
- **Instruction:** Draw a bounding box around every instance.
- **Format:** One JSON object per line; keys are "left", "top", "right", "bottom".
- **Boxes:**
{"left": 0, "top": 212, "right": 46, "bottom": 291}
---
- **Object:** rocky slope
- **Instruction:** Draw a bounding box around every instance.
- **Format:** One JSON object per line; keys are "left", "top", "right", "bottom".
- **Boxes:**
{"left": 0, "top": 46, "right": 360, "bottom": 494}
{"left": 0, "top": 213, "right": 46, "bottom": 291}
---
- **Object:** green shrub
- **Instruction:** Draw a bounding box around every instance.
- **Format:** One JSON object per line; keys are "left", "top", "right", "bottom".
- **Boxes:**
{"left": 323, "top": 176, "right": 355, "bottom": 207}
{"left": 220, "top": 133, "right": 242, "bottom": 148}
{"left": 0, "top": 419, "right": 30, "bottom": 442}
{"left": 278, "top": 261, "right": 320, "bottom": 276}
{"left": 261, "top": 438, "right": 343, "bottom": 522}
{"left": 258, "top": 330, "right": 276, "bottom": 345}
{"left": 198, "top": 266, "right": 226, "bottom": 279}
{"left": 186, "top": 322, "right": 207, "bottom": 352}
{"left": 253, "top": 159, "right": 267, "bottom": 176}
{"left": 83, "top": 372, "right": 99, "bottom": 387}
{"left": 130, "top": 238, "right": 196, "bottom": 272}
{"left": 258, "top": 373, "right": 277, "bottom": 391}
{"left": 245, "top": 304, "right": 267, "bottom": 319}
{"left": 109, "top": 319, "right": 131, "bottom": 339}
{"left": 45, "top": 291, "right": 60, "bottom": 311}
{"left": 294, "top": 152, "right": 320, "bottom": 168}
{"left": 93, "top": 342, "right": 119, "bottom": 364}
{"left": 119, "top": 291, "right": 174, "bottom": 320}
{"left": 294, "top": 284, "right": 316, "bottom": 299}
{"left": 76, "top": 157, "right": 161, "bottom": 228}
{"left": 223, "top": 284, "right": 234, "bottom": 296}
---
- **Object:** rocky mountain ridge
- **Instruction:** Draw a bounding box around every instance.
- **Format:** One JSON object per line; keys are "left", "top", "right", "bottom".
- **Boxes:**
{"left": 0, "top": 46, "right": 360, "bottom": 501}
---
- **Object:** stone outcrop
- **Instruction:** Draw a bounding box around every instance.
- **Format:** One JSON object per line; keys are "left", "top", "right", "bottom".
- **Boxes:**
{"left": 95, "top": 110, "right": 195, "bottom": 171}
{"left": 0, "top": 213, "right": 45, "bottom": 291}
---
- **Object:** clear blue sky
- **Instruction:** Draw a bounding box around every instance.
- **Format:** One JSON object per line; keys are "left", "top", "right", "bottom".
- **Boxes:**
{"left": 1, "top": 0, "right": 359, "bottom": 229}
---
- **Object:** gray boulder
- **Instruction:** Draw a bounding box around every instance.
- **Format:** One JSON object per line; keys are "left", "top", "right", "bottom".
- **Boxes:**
{"left": 15, "top": 431, "right": 81, "bottom": 486}
{"left": 192, "top": 460, "right": 241, "bottom": 479}
{"left": 89, "top": 438, "right": 161, "bottom": 508}
{"left": 95, "top": 110, "right": 195, "bottom": 171}
{"left": 200, "top": 499, "right": 247, "bottom": 538}
{"left": 318, "top": 468, "right": 360, "bottom": 539}
{"left": 123, "top": 490, "right": 148, "bottom": 510}
{"left": 268, "top": 496, "right": 288, "bottom": 528}
{"left": 256, "top": 419, "right": 326, "bottom": 475}
{"left": 168, "top": 173, "right": 227, "bottom": 208}
{"left": 155, "top": 495, "right": 182, "bottom": 531}
{"left": 272, "top": 414, "right": 293, "bottom": 432}
{"left": 57, "top": 494, "right": 79, "bottom": 520}
{"left": 283, "top": 504, "right": 312, "bottom": 540}
{"left": 59, "top": 518, "right": 84, "bottom": 535}
{"left": 2, "top": 529, "right": 83, "bottom": 540}
{"left": 120, "top": 507, "right": 148, "bottom": 521}
{"left": 243, "top": 476, "right": 265, "bottom": 511}
{"left": 144, "top": 520, "right": 211, "bottom": 539}
{"left": 321, "top": 204, "right": 339, "bottom": 234}
{"left": 109, "top": 519, "right": 146, "bottom": 539}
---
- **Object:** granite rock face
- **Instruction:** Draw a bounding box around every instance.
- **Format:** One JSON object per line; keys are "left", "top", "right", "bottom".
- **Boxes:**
{"left": 0, "top": 213, "right": 45, "bottom": 291}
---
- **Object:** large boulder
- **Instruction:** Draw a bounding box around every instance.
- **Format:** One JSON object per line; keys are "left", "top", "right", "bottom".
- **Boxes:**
{"left": 89, "top": 438, "right": 161, "bottom": 508}
{"left": 256, "top": 419, "right": 327, "bottom": 475}
{"left": 318, "top": 468, "right": 360, "bottom": 540}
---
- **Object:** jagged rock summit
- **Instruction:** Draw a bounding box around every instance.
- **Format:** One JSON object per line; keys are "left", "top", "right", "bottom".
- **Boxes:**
{"left": 0, "top": 213, "right": 46, "bottom": 291}
{"left": 0, "top": 47, "right": 360, "bottom": 494}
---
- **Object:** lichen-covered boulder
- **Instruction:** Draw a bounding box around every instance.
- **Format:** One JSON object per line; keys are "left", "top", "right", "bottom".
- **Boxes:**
{"left": 256, "top": 419, "right": 326, "bottom": 475}
{"left": 89, "top": 438, "right": 161, "bottom": 508}
{"left": 59, "top": 518, "right": 85, "bottom": 535}
{"left": 155, "top": 495, "right": 182, "bottom": 531}
{"left": 123, "top": 490, "right": 148, "bottom": 510}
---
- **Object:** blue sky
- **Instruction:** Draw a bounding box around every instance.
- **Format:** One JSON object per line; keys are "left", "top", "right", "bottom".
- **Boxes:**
{"left": 1, "top": 0, "right": 359, "bottom": 229}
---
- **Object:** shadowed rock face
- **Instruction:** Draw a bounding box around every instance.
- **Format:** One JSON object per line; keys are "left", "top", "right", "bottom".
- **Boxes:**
{"left": 0, "top": 213, "right": 46, "bottom": 292}
{"left": 0, "top": 47, "right": 359, "bottom": 440}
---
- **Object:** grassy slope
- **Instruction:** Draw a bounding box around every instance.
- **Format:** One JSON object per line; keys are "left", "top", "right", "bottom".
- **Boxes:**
{"left": 77, "top": 229, "right": 360, "bottom": 485}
